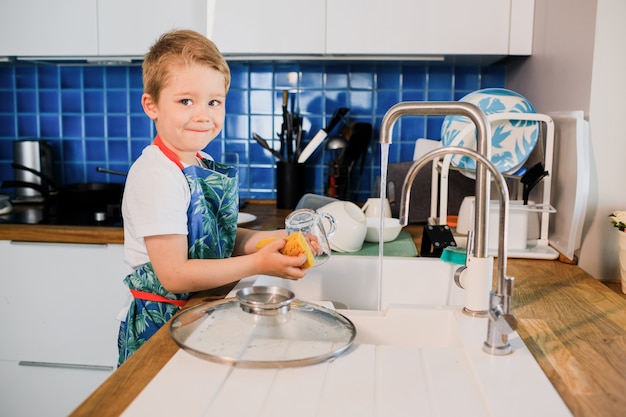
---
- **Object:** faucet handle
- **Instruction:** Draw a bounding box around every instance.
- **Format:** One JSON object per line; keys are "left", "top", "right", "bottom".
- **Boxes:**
{"left": 454, "top": 265, "right": 467, "bottom": 289}
{"left": 489, "top": 303, "right": 518, "bottom": 333}
{"left": 483, "top": 290, "right": 518, "bottom": 355}
{"left": 452, "top": 230, "right": 474, "bottom": 289}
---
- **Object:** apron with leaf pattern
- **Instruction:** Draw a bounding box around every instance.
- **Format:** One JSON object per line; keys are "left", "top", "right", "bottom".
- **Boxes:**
{"left": 117, "top": 136, "right": 238, "bottom": 366}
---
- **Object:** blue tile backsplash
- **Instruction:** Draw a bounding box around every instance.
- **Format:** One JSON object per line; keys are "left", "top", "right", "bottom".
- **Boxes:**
{"left": 0, "top": 61, "right": 504, "bottom": 202}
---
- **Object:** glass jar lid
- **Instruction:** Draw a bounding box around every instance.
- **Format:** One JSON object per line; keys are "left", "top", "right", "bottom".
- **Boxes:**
{"left": 170, "top": 286, "right": 356, "bottom": 368}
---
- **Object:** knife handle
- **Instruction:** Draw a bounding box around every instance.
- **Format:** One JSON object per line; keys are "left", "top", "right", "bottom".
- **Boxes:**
{"left": 282, "top": 90, "right": 289, "bottom": 108}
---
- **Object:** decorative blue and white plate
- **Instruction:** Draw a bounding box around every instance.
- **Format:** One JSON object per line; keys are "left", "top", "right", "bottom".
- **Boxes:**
{"left": 441, "top": 88, "right": 539, "bottom": 175}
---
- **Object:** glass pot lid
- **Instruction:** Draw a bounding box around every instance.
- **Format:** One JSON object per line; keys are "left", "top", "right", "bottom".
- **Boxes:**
{"left": 170, "top": 286, "right": 356, "bottom": 368}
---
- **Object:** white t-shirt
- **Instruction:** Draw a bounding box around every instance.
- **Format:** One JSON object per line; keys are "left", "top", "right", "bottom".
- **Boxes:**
{"left": 122, "top": 145, "right": 211, "bottom": 270}
{"left": 118, "top": 145, "right": 215, "bottom": 320}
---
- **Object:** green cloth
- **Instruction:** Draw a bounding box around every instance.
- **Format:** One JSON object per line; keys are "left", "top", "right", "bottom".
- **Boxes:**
{"left": 333, "top": 231, "right": 418, "bottom": 257}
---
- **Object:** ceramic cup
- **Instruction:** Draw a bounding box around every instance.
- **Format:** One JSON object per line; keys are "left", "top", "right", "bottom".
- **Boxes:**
{"left": 285, "top": 208, "right": 336, "bottom": 267}
{"left": 318, "top": 201, "right": 367, "bottom": 253}
{"left": 361, "top": 198, "right": 392, "bottom": 218}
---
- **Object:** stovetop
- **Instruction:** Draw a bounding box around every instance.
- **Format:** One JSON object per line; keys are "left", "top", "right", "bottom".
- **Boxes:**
{"left": 0, "top": 200, "right": 123, "bottom": 228}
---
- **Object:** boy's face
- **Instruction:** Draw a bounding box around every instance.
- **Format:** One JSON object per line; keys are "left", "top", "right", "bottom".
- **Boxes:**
{"left": 142, "top": 63, "right": 227, "bottom": 163}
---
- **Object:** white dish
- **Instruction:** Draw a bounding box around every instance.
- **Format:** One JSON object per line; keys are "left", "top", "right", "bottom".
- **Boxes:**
{"left": 440, "top": 88, "right": 539, "bottom": 175}
{"left": 237, "top": 212, "right": 257, "bottom": 224}
{"left": 364, "top": 217, "right": 402, "bottom": 243}
{"left": 318, "top": 201, "right": 367, "bottom": 253}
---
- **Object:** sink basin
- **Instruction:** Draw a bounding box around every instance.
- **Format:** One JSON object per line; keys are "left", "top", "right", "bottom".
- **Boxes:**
{"left": 232, "top": 255, "right": 465, "bottom": 310}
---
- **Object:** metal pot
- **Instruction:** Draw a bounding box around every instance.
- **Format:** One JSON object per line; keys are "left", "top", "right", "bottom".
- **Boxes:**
{"left": 57, "top": 182, "right": 124, "bottom": 223}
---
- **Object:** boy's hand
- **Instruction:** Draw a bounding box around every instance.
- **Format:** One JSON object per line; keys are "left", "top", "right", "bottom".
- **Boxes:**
{"left": 255, "top": 236, "right": 308, "bottom": 280}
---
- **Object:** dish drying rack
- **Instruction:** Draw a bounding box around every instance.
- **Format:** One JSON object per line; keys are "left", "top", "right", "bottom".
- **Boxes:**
{"left": 429, "top": 112, "right": 559, "bottom": 259}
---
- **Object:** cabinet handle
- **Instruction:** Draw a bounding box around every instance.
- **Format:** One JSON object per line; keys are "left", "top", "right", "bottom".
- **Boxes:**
{"left": 19, "top": 360, "right": 114, "bottom": 372}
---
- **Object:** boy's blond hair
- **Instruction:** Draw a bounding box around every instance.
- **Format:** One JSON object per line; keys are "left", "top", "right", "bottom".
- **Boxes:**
{"left": 142, "top": 29, "right": 231, "bottom": 103}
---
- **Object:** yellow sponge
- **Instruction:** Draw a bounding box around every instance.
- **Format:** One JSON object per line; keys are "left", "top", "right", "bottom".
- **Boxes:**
{"left": 255, "top": 232, "right": 315, "bottom": 269}
{"left": 255, "top": 237, "right": 279, "bottom": 250}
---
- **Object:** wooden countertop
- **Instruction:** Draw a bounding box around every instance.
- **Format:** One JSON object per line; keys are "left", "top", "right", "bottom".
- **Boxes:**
{"left": 9, "top": 201, "right": 623, "bottom": 417}
{"left": 0, "top": 223, "right": 124, "bottom": 244}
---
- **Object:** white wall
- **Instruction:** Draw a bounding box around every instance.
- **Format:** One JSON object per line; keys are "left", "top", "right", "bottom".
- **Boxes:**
{"left": 506, "top": 0, "right": 596, "bottom": 115}
{"left": 507, "top": 0, "right": 626, "bottom": 280}
{"left": 581, "top": 0, "right": 626, "bottom": 279}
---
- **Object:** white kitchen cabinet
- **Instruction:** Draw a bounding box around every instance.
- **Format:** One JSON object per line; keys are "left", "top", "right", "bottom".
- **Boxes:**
{"left": 326, "top": 0, "right": 533, "bottom": 56}
{"left": 0, "top": 361, "right": 113, "bottom": 417}
{"left": 212, "top": 0, "right": 534, "bottom": 58}
{"left": 210, "top": 0, "right": 327, "bottom": 55}
{"left": 97, "top": 0, "right": 210, "bottom": 57}
{"left": 0, "top": 240, "right": 130, "bottom": 417}
{"left": 0, "top": 0, "right": 534, "bottom": 59}
{"left": 0, "top": 0, "right": 99, "bottom": 57}
{"left": 0, "top": 0, "right": 210, "bottom": 58}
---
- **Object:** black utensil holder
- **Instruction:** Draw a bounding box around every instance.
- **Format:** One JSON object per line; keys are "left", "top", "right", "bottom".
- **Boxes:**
{"left": 276, "top": 161, "right": 305, "bottom": 209}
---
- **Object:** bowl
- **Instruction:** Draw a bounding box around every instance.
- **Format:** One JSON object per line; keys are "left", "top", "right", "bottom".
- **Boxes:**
{"left": 440, "top": 88, "right": 539, "bottom": 176}
{"left": 364, "top": 217, "right": 402, "bottom": 243}
{"left": 318, "top": 201, "right": 367, "bottom": 253}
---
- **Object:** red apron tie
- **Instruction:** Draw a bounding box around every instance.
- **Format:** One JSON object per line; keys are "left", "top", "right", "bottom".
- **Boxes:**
{"left": 130, "top": 289, "right": 188, "bottom": 308}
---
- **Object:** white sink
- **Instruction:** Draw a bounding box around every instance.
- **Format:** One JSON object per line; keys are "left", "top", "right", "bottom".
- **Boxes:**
{"left": 345, "top": 305, "right": 463, "bottom": 347}
{"left": 120, "top": 256, "right": 574, "bottom": 417}
{"left": 231, "top": 255, "right": 465, "bottom": 310}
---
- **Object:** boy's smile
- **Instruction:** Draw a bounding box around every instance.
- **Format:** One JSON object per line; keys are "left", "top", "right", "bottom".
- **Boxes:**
{"left": 142, "top": 63, "right": 227, "bottom": 165}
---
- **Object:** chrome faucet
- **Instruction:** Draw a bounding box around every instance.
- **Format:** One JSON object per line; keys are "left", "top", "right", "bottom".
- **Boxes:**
{"left": 380, "top": 102, "right": 492, "bottom": 258}
{"left": 379, "top": 101, "right": 517, "bottom": 355}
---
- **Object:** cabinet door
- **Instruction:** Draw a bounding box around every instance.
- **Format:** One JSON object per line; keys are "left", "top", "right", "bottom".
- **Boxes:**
{"left": 210, "top": 0, "right": 326, "bottom": 55}
{"left": 98, "top": 0, "right": 209, "bottom": 56}
{"left": 0, "top": 241, "right": 129, "bottom": 366}
{"left": 0, "top": 0, "right": 98, "bottom": 56}
{"left": 0, "top": 360, "right": 112, "bottom": 417}
{"left": 326, "top": 0, "right": 511, "bottom": 55}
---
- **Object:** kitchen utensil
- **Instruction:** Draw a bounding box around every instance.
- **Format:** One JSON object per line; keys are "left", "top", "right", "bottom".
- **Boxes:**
{"left": 237, "top": 285, "right": 295, "bottom": 315}
{"left": 336, "top": 122, "right": 373, "bottom": 200}
{"left": 364, "top": 217, "right": 402, "bottom": 243}
{"left": 285, "top": 208, "right": 336, "bottom": 267}
{"left": 96, "top": 167, "right": 128, "bottom": 176}
{"left": 441, "top": 88, "right": 539, "bottom": 176}
{"left": 297, "top": 107, "right": 349, "bottom": 163}
{"left": 12, "top": 139, "right": 55, "bottom": 201}
{"left": 342, "top": 123, "right": 372, "bottom": 174}
{"left": 237, "top": 212, "right": 257, "bottom": 224}
{"left": 325, "top": 135, "right": 349, "bottom": 151}
{"left": 252, "top": 132, "right": 287, "bottom": 162}
{"left": 0, "top": 180, "right": 50, "bottom": 200}
{"left": 294, "top": 120, "right": 303, "bottom": 161}
{"left": 361, "top": 197, "right": 392, "bottom": 218}
{"left": 169, "top": 286, "right": 356, "bottom": 368}
{"left": 283, "top": 90, "right": 295, "bottom": 159}
{"left": 325, "top": 135, "right": 350, "bottom": 198}
{"left": 318, "top": 201, "right": 367, "bottom": 253}
{"left": 57, "top": 182, "right": 124, "bottom": 223}
{"left": 279, "top": 90, "right": 289, "bottom": 158}
{"left": 521, "top": 162, "right": 549, "bottom": 204}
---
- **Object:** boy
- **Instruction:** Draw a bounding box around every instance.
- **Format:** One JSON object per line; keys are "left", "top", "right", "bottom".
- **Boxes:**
{"left": 118, "top": 30, "right": 307, "bottom": 365}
